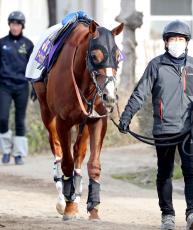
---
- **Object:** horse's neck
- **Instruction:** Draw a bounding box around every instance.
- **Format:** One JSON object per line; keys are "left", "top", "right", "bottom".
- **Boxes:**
{"left": 67, "top": 24, "right": 94, "bottom": 97}
{"left": 73, "top": 28, "right": 91, "bottom": 92}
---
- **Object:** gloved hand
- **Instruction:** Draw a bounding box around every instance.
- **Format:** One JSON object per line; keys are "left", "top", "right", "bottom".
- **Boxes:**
{"left": 118, "top": 119, "right": 130, "bottom": 134}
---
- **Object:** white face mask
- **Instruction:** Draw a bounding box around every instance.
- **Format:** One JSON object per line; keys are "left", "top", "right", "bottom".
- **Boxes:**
{"left": 168, "top": 41, "right": 187, "bottom": 58}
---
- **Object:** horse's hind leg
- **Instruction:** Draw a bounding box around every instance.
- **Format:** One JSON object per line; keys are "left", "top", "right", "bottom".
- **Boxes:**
{"left": 33, "top": 82, "right": 64, "bottom": 214}
{"left": 73, "top": 125, "right": 89, "bottom": 203}
{"left": 33, "top": 82, "right": 62, "bottom": 158}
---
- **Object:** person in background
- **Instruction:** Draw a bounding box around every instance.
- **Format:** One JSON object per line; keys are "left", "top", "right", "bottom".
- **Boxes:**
{"left": 0, "top": 11, "right": 33, "bottom": 165}
{"left": 118, "top": 20, "right": 193, "bottom": 230}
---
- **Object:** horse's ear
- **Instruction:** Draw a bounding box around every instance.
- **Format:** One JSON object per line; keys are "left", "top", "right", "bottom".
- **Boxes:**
{"left": 111, "top": 23, "right": 124, "bottom": 36}
{"left": 89, "top": 20, "right": 98, "bottom": 37}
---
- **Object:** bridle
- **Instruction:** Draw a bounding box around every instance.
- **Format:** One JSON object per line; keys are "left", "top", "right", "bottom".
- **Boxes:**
{"left": 72, "top": 26, "right": 120, "bottom": 118}
{"left": 75, "top": 67, "right": 118, "bottom": 118}
{"left": 91, "top": 71, "right": 116, "bottom": 98}
{"left": 90, "top": 70, "right": 117, "bottom": 106}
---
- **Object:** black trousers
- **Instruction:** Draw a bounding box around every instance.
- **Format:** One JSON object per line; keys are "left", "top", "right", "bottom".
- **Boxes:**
{"left": 155, "top": 133, "right": 193, "bottom": 218}
{"left": 0, "top": 84, "right": 29, "bottom": 136}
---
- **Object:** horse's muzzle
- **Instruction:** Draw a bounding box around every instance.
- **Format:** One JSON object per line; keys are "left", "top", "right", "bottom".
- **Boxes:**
{"left": 102, "top": 93, "right": 117, "bottom": 111}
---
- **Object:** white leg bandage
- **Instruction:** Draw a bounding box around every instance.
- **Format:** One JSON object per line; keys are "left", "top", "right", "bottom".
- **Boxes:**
{"left": 74, "top": 168, "right": 82, "bottom": 204}
{"left": 55, "top": 180, "right": 65, "bottom": 215}
{"left": 12, "top": 136, "right": 28, "bottom": 157}
{"left": 53, "top": 159, "right": 63, "bottom": 181}
{"left": 56, "top": 180, "right": 65, "bottom": 202}
{"left": 53, "top": 159, "right": 65, "bottom": 215}
{"left": 0, "top": 130, "right": 12, "bottom": 154}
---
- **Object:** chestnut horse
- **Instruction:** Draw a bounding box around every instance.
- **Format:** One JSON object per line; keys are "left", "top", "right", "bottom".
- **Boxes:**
{"left": 33, "top": 20, "right": 123, "bottom": 220}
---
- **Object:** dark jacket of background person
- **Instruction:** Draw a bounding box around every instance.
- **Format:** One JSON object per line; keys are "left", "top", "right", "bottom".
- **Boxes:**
{"left": 0, "top": 11, "right": 34, "bottom": 166}
{"left": 0, "top": 32, "right": 33, "bottom": 89}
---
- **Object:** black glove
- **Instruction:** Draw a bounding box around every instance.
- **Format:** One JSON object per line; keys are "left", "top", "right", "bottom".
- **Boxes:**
{"left": 118, "top": 119, "right": 130, "bottom": 134}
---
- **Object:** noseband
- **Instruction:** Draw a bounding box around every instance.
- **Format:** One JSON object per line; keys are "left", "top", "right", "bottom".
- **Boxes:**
{"left": 91, "top": 71, "right": 116, "bottom": 97}
{"left": 77, "top": 70, "right": 116, "bottom": 117}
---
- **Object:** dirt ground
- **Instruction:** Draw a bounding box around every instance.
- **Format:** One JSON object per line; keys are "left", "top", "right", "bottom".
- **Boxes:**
{"left": 0, "top": 143, "right": 187, "bottom": 230}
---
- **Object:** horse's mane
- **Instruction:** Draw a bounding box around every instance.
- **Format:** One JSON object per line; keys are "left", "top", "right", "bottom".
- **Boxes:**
{"left": 67, "top": 22, "right": 91, "bottom": 47}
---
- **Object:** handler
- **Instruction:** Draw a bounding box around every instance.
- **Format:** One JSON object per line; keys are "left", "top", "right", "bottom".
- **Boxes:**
{"left": 119, "top": 20, "right": 193, "bottom": 230}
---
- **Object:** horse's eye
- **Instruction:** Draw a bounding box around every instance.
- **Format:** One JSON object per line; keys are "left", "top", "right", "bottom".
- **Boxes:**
{"left": 91, "top": 49, "right": 104, "bottom": 64}
{"left": 91, "top": 53, "right": 98, "bottom": 61}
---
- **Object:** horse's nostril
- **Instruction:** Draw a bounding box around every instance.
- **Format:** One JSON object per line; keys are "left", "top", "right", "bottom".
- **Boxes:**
{"left": 103, "top": 94, "right": 108, "bottom": 102}
{"left": 103, "top": 94, "right": 116, "bottom": 104}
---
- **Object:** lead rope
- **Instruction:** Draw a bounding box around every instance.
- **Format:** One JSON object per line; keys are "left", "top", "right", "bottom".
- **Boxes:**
{"left": 110, "top": 102, "right": 191, "bottom": 147}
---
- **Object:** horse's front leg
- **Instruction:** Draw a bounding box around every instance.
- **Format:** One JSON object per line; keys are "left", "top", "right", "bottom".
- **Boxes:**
{"left": 73, "top": 125, "right": 89, "bottom": 204}
{"left": 56, "top": 116, "right": 78, "bottom": 220}
{"left": 87, "top": 117, "right": 107, "bottom": 220}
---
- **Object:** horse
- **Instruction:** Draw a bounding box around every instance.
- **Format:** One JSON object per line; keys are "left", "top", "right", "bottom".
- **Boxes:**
{"left": 33, "top": 20, "right": 123, "bottom": 220}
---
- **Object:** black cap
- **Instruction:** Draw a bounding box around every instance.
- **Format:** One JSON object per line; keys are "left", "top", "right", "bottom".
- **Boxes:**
{"left": 8, "top": 11, "right": 25, "bottom": 28}
{"left": 163, "top": 20, "right": 191, "bottom": 41}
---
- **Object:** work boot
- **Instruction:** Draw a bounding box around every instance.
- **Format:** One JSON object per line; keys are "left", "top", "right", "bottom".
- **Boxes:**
{"left": 186, "top": 213, "right": 193, "bottom": 230}
{"left": 161, "top": 215, "right": 175, "bottom": 230}
{"left": 1, "top": 153, "right": 10, "bottom": 164}
{"left": 14, "top": 155, "right": 24, "bottom": 165}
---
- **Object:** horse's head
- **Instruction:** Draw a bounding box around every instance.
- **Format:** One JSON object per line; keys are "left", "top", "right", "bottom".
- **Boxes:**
{"left": 87, "top": 21, "right": 124, "bottom": 112}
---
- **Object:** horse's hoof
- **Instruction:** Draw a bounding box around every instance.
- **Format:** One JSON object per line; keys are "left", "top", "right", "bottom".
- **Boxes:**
{"left": 56, "top": 201, "right": 65, "bottom": 215}
{"left": 63, "top": 213, "right": 79, "bottom": 221}
{"left": 63, "top": 202, "right": 79, "bottom": 219}
{"left": 89, "top": 218, "right": 101, "bottom": 222}
{"left": 88, "top": 208, "right": 100, "bottom": 220}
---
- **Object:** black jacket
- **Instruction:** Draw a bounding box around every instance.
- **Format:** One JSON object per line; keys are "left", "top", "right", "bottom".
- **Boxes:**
{"left": 121, "top": 52, "right": 193, "bottom": 135}
{"left": 0, "top": 32, "right": 33, "bottom": 89}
